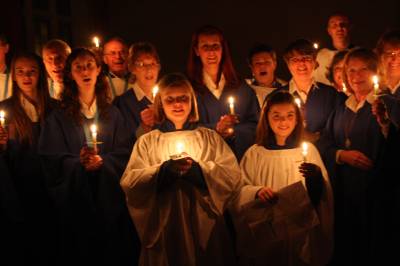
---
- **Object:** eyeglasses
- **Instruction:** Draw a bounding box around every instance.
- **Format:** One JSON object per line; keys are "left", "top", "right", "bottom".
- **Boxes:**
{"left": 103, "top": 51, "right": 127, "bottom": 58}
{"left": 383, "top": 51, "right": 400, "bottom": 60}
{"left": 289, "top": 56, "right": 314, "bottom": 64}
{"left": 199, "top": 43, "right": 222, "bottom": 52}
{"left": 163, "top": 95, "right": 190, "bottom": 104}
{"left": 134, "top": 61, "right": 160, "bottom": 69}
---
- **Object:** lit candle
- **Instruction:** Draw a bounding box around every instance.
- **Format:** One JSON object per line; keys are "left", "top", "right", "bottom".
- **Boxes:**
{"left": 0, "top": 110, "right": 5, "bottom": 127}
{"left": 313, "top": 42, "right": 319, "bottom": 49}
{"left": 301, "top": 142, "right": 308, "bottom": 162}
{"left": 93, "top": 36, "right": 100, "bottom": 48}
{"left": 152, "top": 85, "right": 159, "bottom": 100}
{"left": 294, "top": 98, "right": 301, "bottom": 109}
{"left": 90, "top": 124, "right": 98, "bottom": 150}
{"left": 342, "top": 82, "right": 347, "bottom": 93}
{"left": 228, "top": 96, "right": 235, "bottom": 115}
{"left": 372, "top": 75, "right": 379, "bottom": 96}
{"left": 176, "top": 141, "right": 184, "bottom": 155}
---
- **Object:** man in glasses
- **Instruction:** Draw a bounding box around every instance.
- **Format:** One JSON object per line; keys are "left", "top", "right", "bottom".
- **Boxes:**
{"left": 103, "top": 37, "right": 132, "bottom": 99}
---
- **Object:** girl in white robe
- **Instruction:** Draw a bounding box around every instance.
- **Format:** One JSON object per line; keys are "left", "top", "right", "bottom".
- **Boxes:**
{"left": 121, "top": 73, "right": 241, "bottom": 266}
{"left": 234, "top": 91, "right": 334, "bottom": 266}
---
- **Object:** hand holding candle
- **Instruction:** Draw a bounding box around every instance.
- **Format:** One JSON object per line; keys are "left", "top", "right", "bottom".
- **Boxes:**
{"left": 302, "top": 142, "right": 308, "bottom": 162}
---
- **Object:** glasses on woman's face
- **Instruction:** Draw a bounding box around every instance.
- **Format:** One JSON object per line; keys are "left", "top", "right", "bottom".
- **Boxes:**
{"left": 163, "top": 95, "right": 190, "bottom": 105}
{"left": 289, "top": 55, "right": 314, "bottom": 64}
{"left": 198, "top": 43, "right": 222, "bottom": 52}
{"left": 134, "top": 61, "right": 159, "bottom": 70}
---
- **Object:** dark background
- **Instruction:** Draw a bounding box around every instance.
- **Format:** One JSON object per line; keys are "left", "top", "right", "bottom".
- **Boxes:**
{"left": 2, "top": 0, "right": 400, "bottom": 79}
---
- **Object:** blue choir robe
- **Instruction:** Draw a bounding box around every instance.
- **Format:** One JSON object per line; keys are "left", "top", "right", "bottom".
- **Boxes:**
{"left": 113, "top": 88, "right": 151, "bottom": 150}
{"left": 282, "top": 82, "right": 346, "bottom": 134}
{"left": 317, "top": 93, "right": 386, "bottom": 265}
{"left": 193, "top": 81, "right": 259, "bottom": 160}
{"left": 380, "top": 85, "right": 400, "bottom": 127}
{"left": 38, "top": 105, "right": 140, "bottom": 266}
{"left": 0, "top": 98, "right": 57, "bottom": 265}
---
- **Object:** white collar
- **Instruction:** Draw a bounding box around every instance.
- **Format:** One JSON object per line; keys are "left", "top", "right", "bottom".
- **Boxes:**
{"left": 288, "top": 79, "right": 319, "bottom": 102}
{"left": 345, "top": 92, "right": 375, "bottom": 113}
{"left": 132, "top": 82, "right": 152, "bottom": 102}
{"left": 19, "top": 94, "right": 39, "bottom": 122}
{"left": 80, "top": 98, "right": 97, "bottom": 119}
{"left": 203, "top": 71, "right": 226, "bottom": 99}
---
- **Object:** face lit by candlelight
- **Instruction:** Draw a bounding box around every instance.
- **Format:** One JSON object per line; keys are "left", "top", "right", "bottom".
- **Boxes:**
{"left": 333, "top": 59, "right": 345, "bottom": 91}
{"left": 161, "top": 86, "right": 192, "bottom": 129}
{"left": 287, "top": 51, "right": 316, "bottom": 82}
{"left": 131, "top": 53, "right": 160, "bottom": 91}
{"left": 71, "top": 54, "right": 101, "bottom": 93}
{"left": 103, "top": 40, "right": 128, "bottom": 75}
{"left": 14, "top": 57, "right": 40, "bottom": 96}
{"left": 345, "top": 57, "right": 374, "bottom": 96}
{"left": 43, "top": 47, "right": 69, "bottom": 83}
{"left": 195, "top": 34, "right": 223, "bottom": 70}
{"left": 250, "top": 52, "right": 277, "bottom": 87}
{"left": 381, "top": 44, "right": 400, "bottom": 81}
{"left": 268, "top": 103, "right": 297, "bottom": 145}
{"left": 327, "top": 15, "right": 350, "bottom": 43}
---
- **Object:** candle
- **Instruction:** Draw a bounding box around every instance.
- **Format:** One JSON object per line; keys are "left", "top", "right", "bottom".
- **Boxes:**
{"left": 90, "top": 124, "right": 98, "bottom": 150}
{"left": 0, "top": 110, "right": 5, "bottom": 127}
{"left": 228, "top": 96, "right": 235, "bottom": 115}
{"left": 176, "top": 141, "right": 184, "bottom": 155}
{"left": 294, "top": 98, "right": 301, "bottom": 109}
{"left": 301, "top": 142, "right": 308, "bottom": 162}
{"left": 313, "top": 42, "right": 319, "bottom": 49}
{"left": 152, "top": 85, "right": 159, "bottom": 100}
{"left": 342, "top": 82, "right": 347, "bottom": 93}
{"left": 372, "top": 75, "right": 379, "bottom": 96}
{"left": 93, "top": 36, "right": 100, "bottom": 48}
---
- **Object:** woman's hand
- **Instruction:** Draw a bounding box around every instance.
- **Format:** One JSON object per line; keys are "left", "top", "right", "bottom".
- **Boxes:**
{"left": 216, "top": 114, "right": 239, "bottom": 138}
{"left": 299, "top": 162, "right": 322, "bottom": 180}
{"left": 80, "top": 146, "right": 103, "bottom": 171}
{"left": 256, "top": 187, "right": 278, "bottom": 203}
{"left": 140, "top": 106, "right": 155, "bottom": 133}
{"left": 339, "top": 150, "right": 373, "bottom": 170}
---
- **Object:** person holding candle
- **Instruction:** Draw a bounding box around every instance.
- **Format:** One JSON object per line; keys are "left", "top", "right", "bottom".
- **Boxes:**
{"left": 282, "top": 39, "right": 345, "bottom": 143}
{"left": 103, "top": 37, "right": 132, "bottom": 99}
{"left": 246, "top": 43, "right": 287, "bottom": 107}
{"left": 113, "top": 42, "right": 161, "bottom": 149}
{"left": 38, "top": 48, "right": 140, "bottom": 266}
{"left": 187, "top": 25, "right": 259, "bottom": 160}
{"left": 317, "top": 47, "right": 387, "bottom": 265}
{"left": 42, "top": 39, "right": 71, "bottom": 99}
{"left": 121, "top": 73, "right": 240, "bottom": 265}
{"left": 0, "top": 52, "right": 57, "bottom": 264}
{"left": 326, "top": 50, "right": 350, "bottom": 94}
{"left": 233, "top": 90, "right": 333, "bottom": 265}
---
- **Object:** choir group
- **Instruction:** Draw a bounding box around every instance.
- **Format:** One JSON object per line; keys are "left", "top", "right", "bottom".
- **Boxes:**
{"left": 1, "top": 12, "right": 400, "bottom": 266}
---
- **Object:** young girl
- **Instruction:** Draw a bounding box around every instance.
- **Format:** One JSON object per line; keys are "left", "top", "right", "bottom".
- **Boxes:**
{"left": 38, "top": 48, "right": 140, "bottom": 266}
{"left": 121, "top": 73, "right": 240, "bottom": 265}
{"left": 235, "top": 90, "right": 333, "bottom": 266}
{"left": 0, "top": 52, "right": 56, "bottom": 265}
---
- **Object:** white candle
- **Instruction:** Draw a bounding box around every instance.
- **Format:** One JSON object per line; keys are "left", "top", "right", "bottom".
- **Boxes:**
{"left": 93, "top": 36, "right": 100, "bottom": 48}
{"left": 342, "top": 82, "right": 347, "bottom": 93}
{"left": 0, "top": 110, "right": 5, "bottom": 127}
{"left": 152, "top": 85, "right": 159, "bottom": 100}
{"left": 372, "top": 75, "right": 379, "bottom": 95}
{"left": 301, "top": 142, "right": 308, "bottom": 162}
{"left": 228, "top": 96, "right": 235, "bottom": 115}
{"left": 294, "top": 98, "right": 301, "bottom": 109}
{"left": 313, "top": 42, "right": 319, "bottom": 49}
{"left": 90, "top": 124, "right": 98, "bottom": 149}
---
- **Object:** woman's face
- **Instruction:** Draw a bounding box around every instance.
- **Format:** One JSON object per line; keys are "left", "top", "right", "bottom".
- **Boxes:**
{"left": 333, "top": 59, "right": 345, "bottom": 91}
{"left": 14, "top": 57, "right": 39, "bottom": 96}
{"left": 287, "top": 51, "right": 316, "bottom": 82}
{"left": 381, "top": 43, "right": 400, "bottom": 80}
{"left": 131, "top": 53, "right": 160, "bottom": 90}
{"left": 267, "top": 103, "right": 297, "bottom": 143}
{"left": 161, "top": 86, "right": 192, "bottom": 128}
{"left": 195, "top": 34, "right": 223, "bottom": 70}
{"left": 345, "top": 57, "right": 374, "bottom": 95}
{"left": 70, "top": 54, "right": 100, "bottom": 93}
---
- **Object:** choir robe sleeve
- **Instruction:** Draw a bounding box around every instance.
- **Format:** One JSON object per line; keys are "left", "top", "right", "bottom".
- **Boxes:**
{"left": 380, "top": 93, "right": 400, "bottom": 128}
{"left": 120, "top": 128, "right": 241, "bottom": 249}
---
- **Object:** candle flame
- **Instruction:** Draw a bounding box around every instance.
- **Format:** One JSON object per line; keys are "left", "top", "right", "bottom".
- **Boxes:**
{"left": 0, "top": 110, "right": 5, "bottom": 119}
{"left": 294, "top": 98, "right": 301, "bottom": 108}
{"left": 152, "top": 85, "right": 159, "bottom": 98}
{"left": 313, "top": 43, "right": 319, "bottom": 49}
{"left": 342, "top": 82, "right": 347, "bottom": 92}
{"left": 372, "top": 75, "right": 379, "bottom": 85}
{"left": 228, "top": 96, "right": 234, "bottom": 105}
{"left": 176, "top": 141, "right": 184, "bottom": 154}
{"left": 93, "top": 36, "right": 100, "bottom": 48}
{"left": 302, "top": 142, "right": 308, "bottom": 156}
{"left": 90, "top": 124, "right": 97, "bottom": 134}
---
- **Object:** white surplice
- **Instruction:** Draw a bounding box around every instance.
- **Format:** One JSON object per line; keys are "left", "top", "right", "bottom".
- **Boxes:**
{"left": 121, "top": 127, "right": 241, "bottom": 266}
{"left": 234, "top": 142, "right": 334, "bottom": 266}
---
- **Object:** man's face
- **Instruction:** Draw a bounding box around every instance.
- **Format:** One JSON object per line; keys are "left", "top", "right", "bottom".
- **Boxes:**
{"left": 43, "top": 48, "right": 69, "bottom": 83}
{"left": 103, "top": 40, "right": 128, "bottom": 74}
{"left": 327, "top": 15, "right": 350, "bottom": 43}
